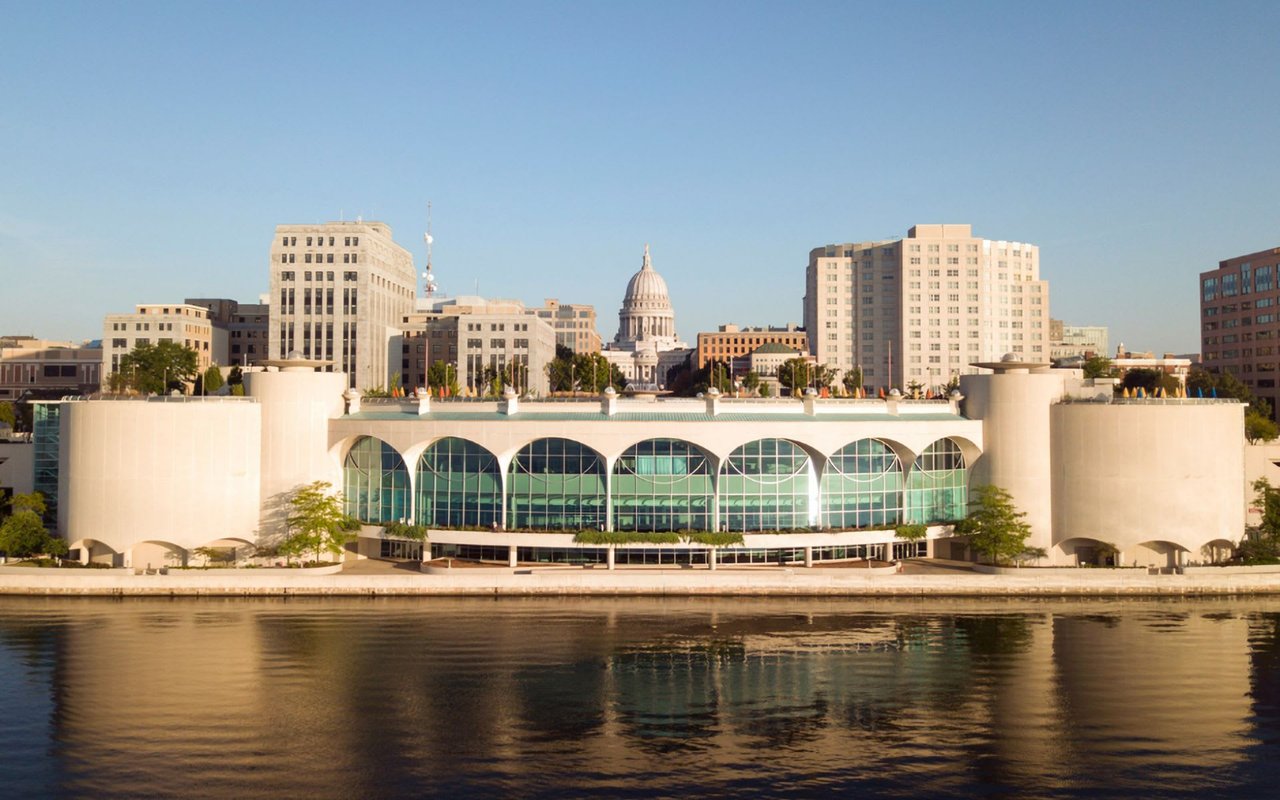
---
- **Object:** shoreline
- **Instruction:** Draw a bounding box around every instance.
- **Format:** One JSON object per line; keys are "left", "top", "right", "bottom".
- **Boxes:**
{"left": 4, "top": 562, "right": 1280, "bottom": 597}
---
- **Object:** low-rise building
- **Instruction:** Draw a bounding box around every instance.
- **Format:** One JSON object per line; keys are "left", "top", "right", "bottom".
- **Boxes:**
{"left": 696, "top": 324, "right": 807, "bottom": 370}
{"left": 530, "top": 299, "right": 601, "bottom": 354}
{"left": 397, "top": 296, "right": 557, "bottom": 395}
{"left": 102, "top": 304, "right": 214, "bottom": 389}
{"left": 1049, "top": 320, "right": 1109, "bottom": 361}
{"left": 185, "top": 298, "right": 271, "bottom": 369}
{"left": 0, "top": 336, "right": 102, "bottom": 402}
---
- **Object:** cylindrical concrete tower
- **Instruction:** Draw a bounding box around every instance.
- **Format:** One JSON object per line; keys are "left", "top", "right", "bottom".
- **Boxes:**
{"left": 247, "top": 356, "right": 347, "bottom": 538}
{"left": 960, "top": 361, "right": 1065, "bottom": 555}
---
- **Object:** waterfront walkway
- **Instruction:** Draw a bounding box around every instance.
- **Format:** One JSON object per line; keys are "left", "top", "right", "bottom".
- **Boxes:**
{"left": 3, "top": 559, "right": 1280, "bottom": 596}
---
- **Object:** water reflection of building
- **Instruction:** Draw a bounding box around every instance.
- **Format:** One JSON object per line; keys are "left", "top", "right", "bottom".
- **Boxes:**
{"left": 11, "top": 598, "right": 1280, "bottom": 795}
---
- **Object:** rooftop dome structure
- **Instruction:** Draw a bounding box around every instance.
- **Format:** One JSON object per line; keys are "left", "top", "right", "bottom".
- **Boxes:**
{"left": 615, "top": 244, "right": 676, "bottom": 347}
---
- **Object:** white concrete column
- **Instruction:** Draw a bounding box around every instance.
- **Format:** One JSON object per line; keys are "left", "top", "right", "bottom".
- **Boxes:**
{"left": 508, "top": 545, "right": 517, "bottom": 568}
{"left": 804, "top": 546, "right": 813, "bottom": 568}
{"left": 607, "top": 546, "right": 616, "bottom": 571}
{"left": 708, "top": 547, "right": 717, "bottom": 571}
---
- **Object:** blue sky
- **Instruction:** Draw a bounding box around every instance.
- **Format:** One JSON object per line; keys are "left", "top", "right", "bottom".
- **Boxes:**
{"left": 2, "top": 0, "right": 1277, "bottom": 354}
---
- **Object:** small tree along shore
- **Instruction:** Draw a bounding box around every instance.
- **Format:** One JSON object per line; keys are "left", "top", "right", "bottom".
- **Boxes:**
{"left": 953, "top": 484, "right": 1032, "bottom": 566}
{"left": 281, "top": 481, "right": 361, "bottom": 564}
{"left": 0, "top": 492, "right": 67, "bottom": 560}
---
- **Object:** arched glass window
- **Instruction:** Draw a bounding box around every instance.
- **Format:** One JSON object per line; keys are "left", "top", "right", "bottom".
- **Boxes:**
{"left": 612, "top": 439, "right": 713, "bottom": 532}
{"left": 718, "top": 439, "right": 813, "bottom": 532}
{"left": 821, "top": 439, "right": 903, "bottom": 528}
{"left": 415, "top": 437, "right": 501, "bottom": 528}
{"left": 904, "top": 438, "right": 967, "bottom": 523}
{"left": 343, "top": 436, "right": 410, "bottom": 523}
{"left": 508, "top": 438, "right": 606, "bottom": 530}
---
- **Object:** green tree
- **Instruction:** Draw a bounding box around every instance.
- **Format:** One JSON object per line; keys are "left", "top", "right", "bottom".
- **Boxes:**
{"left": 1242, "top": 478, "right": 1280, "bottom": 564}
{"left": 953, "top": 484, "right": 1033, "bottom": 566}
{"left": 842, "top": 366, "right": 864, "bottom": 396}
{"left": 1083, "top": 356, "right": 1114, "bottom": 379}
{"left": 202, "top": 364, "right": 225, "bottom": 395}
{"left": 0, "top": 401, "right": 15, "bottom": 430}
{"left": 1120, "top": 368, "right": 1179, "bottom": 395}
{"left": 895, "top": 523, "right": 928, "bottom": 554}
{"left": 0, "top": 492, "right": 65, "bottom": 559}
{"left": 426, "top": 360, "right": 460, "bottom": 396}
{"left": 741, "top": 370, "right": 761, "bottom": 396}
{"left": 115, "top": 340, "right": 199, "bottom": 395}
{"left": 813, "top": 364, "right": 838, "bottom": 390}
{"left": 779, "top": 358, "right": 813, "bottom": 397}
{"left": 758, "top": 382, "right": 772, "bottom": 397}
{"left": 1247, "top": 407, "right": 1280, "bottom": 444}
{"left": 284, "top": 481, "right": 360, "bottom": 563}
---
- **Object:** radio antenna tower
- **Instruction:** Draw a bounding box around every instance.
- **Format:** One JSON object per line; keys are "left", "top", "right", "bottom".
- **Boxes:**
{"left": 423, "top": 201, "right": 439, "bottom": 298}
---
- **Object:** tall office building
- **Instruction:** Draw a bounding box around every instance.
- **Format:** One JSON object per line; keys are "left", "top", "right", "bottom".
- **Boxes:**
{"left": 1200, "top": 245, "right": 1280, "bottom": 417}
{"left": 803, "top": 224, "right": 1049, "bottom": 388}
{"left": 268, "top": 221, "right": 416, "bottom": 390}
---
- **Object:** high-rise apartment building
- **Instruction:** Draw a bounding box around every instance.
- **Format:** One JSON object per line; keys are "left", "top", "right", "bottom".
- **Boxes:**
{"left": 1200, "top": 245, "right": 1280, "bottom": 417}
{"left": 803, "top": 224, "right": 1049, "bottom": 388}
{"left": 530, "top": 298, "right": 601, "bottom": 354}
{"left": 268, "top": 221, "right": 416, "bottom": 390}
{"left": 102, "top": 304, "right": 214, "bottom": 389}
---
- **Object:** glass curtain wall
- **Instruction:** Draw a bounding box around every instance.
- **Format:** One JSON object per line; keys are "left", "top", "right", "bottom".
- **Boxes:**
{"left": 821, "top": 438, "right": 904, "bottom": 528}
{"left": 343, "top": 436, "right": 410, "bottom": 523}
{"left": 612, "top": 439, "right": 714, "bottom": 531}
{"left": 904, "top": 438, "right": 967, "bottom": 523}
{"left": 415, "top": 437, "right": 502, "bottom": 528}
{"left": 718, "top": 438, "right": 813, "bottom": 532}
{"left": 507, "top": 438, "right": 606, "bottom": 530}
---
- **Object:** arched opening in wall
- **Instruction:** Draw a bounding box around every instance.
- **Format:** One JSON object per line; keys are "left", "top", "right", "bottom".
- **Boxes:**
{"left": 612, "top": 438, "right": 714, "bottom": 532}
{"left": 904, "top": 438, "right": 967, "bottom": 524}
{"left": 193, "top": 537, "right": 255, "bottom": 567}
{"left": 415, "top": 437, "right": 502, "bottom": 529}
{"left": 343, "top": 436, "right": 410, "bottom": 524}
{"left": 1057, "top": 537, "right": 1121, "bottom": 567}
{"left": 129, "top": 540, "right": 187, "bottom": 570}
{"left": 820, "top": 438, "right": 904, "bottom": 530}
{"left": 718, "top": 438, "right": 815, "bottom": 532}
{"left": 67, "top": 538, "right": 119, "bottom": 567}
{"left": 507, "top": 438, "right": 606, "bottom": 530}
{"left": 1135, "top": 540, "right": 1190, "bottom": 570}
{"left": 1200, "top": 538, "right": 1236, "bottom": 565}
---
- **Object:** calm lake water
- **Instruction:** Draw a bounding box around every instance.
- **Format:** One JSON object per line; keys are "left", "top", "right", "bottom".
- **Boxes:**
{"left": 2, "top": 596, "right": 1279, "bottom": 798}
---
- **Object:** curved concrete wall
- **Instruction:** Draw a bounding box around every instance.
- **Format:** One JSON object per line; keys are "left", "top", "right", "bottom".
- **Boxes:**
{"left": 1051, "top": 402, "right": 1244, "bottom": 564}
{"left": 961, "top": 372, "right": 1064, "bottom": 553}
{"left": 248, "top": 369, "right": 346, "bottom": 537}
{"left": 60, "top": 400, "right": 261, "bottom": 553}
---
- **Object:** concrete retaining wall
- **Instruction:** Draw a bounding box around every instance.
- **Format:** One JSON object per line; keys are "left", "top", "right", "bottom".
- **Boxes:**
{"left": 5, "top": 566, "right": 1280, "bottom": 596}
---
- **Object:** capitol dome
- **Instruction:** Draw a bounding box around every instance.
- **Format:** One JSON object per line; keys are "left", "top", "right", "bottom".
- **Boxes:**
{"left": 614, "top": 244, "right": 676, "bottom": 346}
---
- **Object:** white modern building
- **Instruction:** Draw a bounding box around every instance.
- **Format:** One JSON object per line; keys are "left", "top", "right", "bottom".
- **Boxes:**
{"left": 33, "top": 353, "right": 1247, "bottom": 571}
